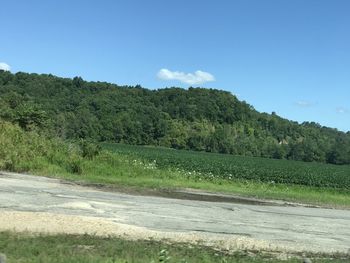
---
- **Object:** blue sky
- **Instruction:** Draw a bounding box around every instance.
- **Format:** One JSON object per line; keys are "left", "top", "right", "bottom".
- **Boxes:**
{"left": 1, "top": 0, "right": 349, "bottom": 131}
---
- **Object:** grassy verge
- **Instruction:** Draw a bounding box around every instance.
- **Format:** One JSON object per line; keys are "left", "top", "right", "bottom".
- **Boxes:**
{"left": 1, "top": 120, "right": 350, "bottom": 207}
{"left": 32, "top": 152, "right": 350, "bottom": 208}
{"left": 0, "top": 231, "right": 348, "bottom": 263}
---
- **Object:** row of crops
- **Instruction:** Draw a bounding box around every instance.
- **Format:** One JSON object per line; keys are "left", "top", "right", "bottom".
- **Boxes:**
{"left": 102, "top": 143, "right": 350, "bottom": 190}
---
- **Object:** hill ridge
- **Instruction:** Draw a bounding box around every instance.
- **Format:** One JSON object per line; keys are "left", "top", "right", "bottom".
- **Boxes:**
{"left": 0, "top": 70, "right": 349, "bottom": 164}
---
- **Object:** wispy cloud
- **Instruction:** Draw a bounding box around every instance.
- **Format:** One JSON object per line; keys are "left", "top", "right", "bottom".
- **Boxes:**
{"left": 157, "top": 68, "right": 215, "bottom": 85}
{"left": 0, "top": 62, "right": 11, "bottom": 71}
{"left": 336, "top": 107, "right": 348, "bottom": 114}
{"left": 295, "top": 101, "right": 313, "bottom": 107}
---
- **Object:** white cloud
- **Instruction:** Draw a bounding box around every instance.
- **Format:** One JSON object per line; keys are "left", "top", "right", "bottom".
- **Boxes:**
{"left": 0, "top": 62, "right": 10, "bottom": 71}
{"left": 336, "top": 107, "right": 348, "bottom": 114}
{"left": 295, "top": 101, "right": 313, "bottom": 107}
{"left": 157, "top": 68, "right": 215, "bottom": 85}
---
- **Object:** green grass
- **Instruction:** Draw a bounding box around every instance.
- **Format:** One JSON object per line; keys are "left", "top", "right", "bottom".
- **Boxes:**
{"left": 0, "top": 231, "right": 348, "bottom": 263}
{"left": 1, "top": 120, "right": 350, "bottom": 207}
{"left": 29, "top": 150, "right": 350, "bottom": 208}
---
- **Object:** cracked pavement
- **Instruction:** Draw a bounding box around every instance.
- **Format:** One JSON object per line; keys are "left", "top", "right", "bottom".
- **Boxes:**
{"left": 0, "top": 172, "right": 349, "bottom": 254}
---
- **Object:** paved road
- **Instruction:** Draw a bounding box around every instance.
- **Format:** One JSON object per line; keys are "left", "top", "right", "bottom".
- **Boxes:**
{"left": 0, "top": 172, "right": 349, "bottom": 254}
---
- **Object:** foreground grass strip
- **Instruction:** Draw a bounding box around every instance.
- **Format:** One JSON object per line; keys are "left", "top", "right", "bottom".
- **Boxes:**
{"left": 0, "top": 231, "right": 348, "bottom": 263}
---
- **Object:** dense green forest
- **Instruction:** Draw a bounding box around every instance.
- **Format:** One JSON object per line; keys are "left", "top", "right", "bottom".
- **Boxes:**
{"left": 0, "top": 70, "right": 349, "bottom": 165}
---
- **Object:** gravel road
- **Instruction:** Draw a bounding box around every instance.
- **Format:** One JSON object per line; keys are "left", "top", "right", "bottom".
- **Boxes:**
{"left": 0, "top": 172, "right": 349, "bottom": 254}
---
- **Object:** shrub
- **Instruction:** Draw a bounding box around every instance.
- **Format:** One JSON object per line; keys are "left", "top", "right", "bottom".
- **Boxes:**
{"left": 78, "top": 139, "right": 101, "bottom": 159}
{"left": 66, "top": 156, "right": 83, "bottom": 174}
{"left": 0, "top": 120, "right": 85, "bottom": 175}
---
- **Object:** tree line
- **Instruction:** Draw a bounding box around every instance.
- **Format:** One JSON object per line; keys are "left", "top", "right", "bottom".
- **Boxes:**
{"left": 0, "top": 70, "right": 349, "bottom": 165}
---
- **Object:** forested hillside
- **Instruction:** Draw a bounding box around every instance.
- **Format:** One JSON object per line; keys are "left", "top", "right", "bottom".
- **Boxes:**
{"left": 0, "top": 70, "right": 349, "bottom": 164}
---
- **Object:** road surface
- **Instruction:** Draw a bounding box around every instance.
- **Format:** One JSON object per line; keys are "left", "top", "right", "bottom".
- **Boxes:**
{"left": 0, "top": 172, "right": 349, "bottom": 254}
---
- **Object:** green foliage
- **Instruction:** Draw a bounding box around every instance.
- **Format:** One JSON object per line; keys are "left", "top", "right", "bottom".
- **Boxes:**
{"left": 0, "top": 70, "right": 349, "bottom": 165}
{"left": 1, "top": 120, "right": 349, "bottom": 206}
{"left": 0, "top": 120, "right": 83, "bottom": 174}
{"left": 103, "top": 143, "right": 350, "bottom": 190}
{"left": 158, "top": 249, "right": 171, "bottom": 262}
{"left": 14, "top": 102, "right": 47, "bottom": 131}
{"left": 78, "top": 139, "right": 102, "bottom": 159}
{"left": 0, "top": 90, "right": 47, "bottom": 131}
{"left": 0, "top": 121, "right": 47, "bottom": 171}
{"left": 66, "top": 155, "right": 83, "bottom": 174}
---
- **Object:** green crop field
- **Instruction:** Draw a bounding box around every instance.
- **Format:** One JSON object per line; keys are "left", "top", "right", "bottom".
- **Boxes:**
{"left": 2, "top": 119, "right": 349, "bottom": 207}
{"left": 102, "top": 143, "right": 350, "bottom": 190}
